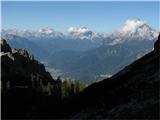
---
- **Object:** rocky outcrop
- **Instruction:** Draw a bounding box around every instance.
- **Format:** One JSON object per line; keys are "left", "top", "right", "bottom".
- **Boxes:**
{"left": 1, "top": 38, "right": 58, "bottom": 119}
{"left": 1, "top": 38, "right": 12, "bottom": 52}
{"left": 60, "top": 34, "right": 160, "bottom": 119}
{"left": 1, "top": 38, "right": 54, "bottom": 90}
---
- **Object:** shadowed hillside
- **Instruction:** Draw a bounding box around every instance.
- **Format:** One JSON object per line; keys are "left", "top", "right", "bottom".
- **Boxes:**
{"left": 1, "top": 38, "right": 85, "bottom": 119}
{"left": 1, "top": 38, "right": 59, "bottom": 118}
{"left": 59, "top": 34, "right": 160, "bottom": 119}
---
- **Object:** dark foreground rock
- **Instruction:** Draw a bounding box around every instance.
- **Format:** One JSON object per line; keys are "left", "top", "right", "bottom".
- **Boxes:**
{"left": 1, "top": 38, "right": 57, "bottom": 119}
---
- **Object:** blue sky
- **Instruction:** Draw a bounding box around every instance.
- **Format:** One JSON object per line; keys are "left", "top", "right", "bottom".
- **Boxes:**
{"left": 2, "top": 1, "right": 159, "bottom": 32}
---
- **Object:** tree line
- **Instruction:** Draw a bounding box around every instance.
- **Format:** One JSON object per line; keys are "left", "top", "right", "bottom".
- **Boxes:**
{"left": 36, "top": 76, "right": 86, "bottom": 100}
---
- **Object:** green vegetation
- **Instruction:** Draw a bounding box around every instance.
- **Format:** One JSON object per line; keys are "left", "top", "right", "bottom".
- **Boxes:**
{"left": 35, "top": 76, "right": 86, "bottom": 99}
{"left": 61, "top": 79, "right": 86, "bottom": 98}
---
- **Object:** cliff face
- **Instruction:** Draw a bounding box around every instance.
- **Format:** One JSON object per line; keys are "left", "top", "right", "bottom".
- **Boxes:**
{"left": 1, "top": 38, "right": 54, "bottom": 90}
{"left": 1, "top": 38, "right": 56, "bottom": 118}
{"left": 61, "top": 34, "right": 160, "bottom": 119}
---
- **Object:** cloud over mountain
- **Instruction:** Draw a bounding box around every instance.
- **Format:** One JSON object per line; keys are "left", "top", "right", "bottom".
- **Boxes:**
{"left": 68, "top": 27, "right": 94, "bottom": 40}
{"left": 1, "top": 19, "right": 158, "bottom": 43}
{"left": 118, "top": 19, "right": 158, "bottom": 39}
{"left": 1, "top": 19, "right": 159, "bottom": 83}
{"left": 109, "top": 19, "right": 158, "bottom": 45}
{"left": 38, "top": 27, "right": 55, "bottom": 34}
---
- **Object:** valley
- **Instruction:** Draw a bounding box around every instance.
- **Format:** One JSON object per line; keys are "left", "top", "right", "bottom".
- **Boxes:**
{"left": 1, "top": 19, "right": 158, "bottom": 83}
{"left": 1, "top": 1, "right": 159, "bottom": 119}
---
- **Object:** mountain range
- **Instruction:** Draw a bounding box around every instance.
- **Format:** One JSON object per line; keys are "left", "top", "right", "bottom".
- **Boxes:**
{"left": 1, "top": 19, "right": 158, "bottom": 83}
{"left": 1, "top": 31, "right": 159, "bottom": 119}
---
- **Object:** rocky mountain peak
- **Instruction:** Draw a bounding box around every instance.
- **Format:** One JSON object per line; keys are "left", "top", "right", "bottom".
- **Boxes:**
{"left": 38, "top": 27, "right": 55, "bottom": 34}
{"left": 12, "top": 48, "right": 33, "bottom": 60}
{"left": 1, "top": 38, "right": 54, "bottom": 90}
{"left": 0, "top": 38, "right": 12, "bottom": 52}
{"left": 109, "top": 19, "right": 158, "bottom": 45}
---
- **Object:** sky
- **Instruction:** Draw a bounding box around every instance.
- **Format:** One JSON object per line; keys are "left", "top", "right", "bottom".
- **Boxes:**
{"left": 1, "top": 1, "right": 159, "bottom": 33}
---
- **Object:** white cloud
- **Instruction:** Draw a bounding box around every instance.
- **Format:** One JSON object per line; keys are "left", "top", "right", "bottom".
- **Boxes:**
{"left": 68, "top": 27, "right": 89, "bottom": 34}
{"left": 67, "top": 26, "right": 94, "bottom": 40}
{"left": 2, "top": 19, "right": 158, "bottom": 42}
{"left": 111, "top": 19, "right": 158, "bottom": 44}
{"left": 38, "top": 27, "right": 54, "bottom": 34}
{"left": 119, "top": 19, "right": 146, "bottom": 33}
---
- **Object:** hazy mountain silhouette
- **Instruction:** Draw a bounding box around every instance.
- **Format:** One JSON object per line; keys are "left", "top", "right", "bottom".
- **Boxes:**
{"left": 2, "top": 19, "right": 158, "bottom": 83}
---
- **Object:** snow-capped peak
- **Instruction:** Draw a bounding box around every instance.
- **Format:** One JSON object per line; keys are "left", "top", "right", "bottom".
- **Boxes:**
{"left": 68, "top": 27, "right": 89, "bottom": 34}
{"left": 38, "top": 27, "right": 54, "bottom": 34}
{"left": 109, "top": 19, "right": 158, "bottom": 45}
{"left": 68, "top": 26, "right": 93, "bottom": 40}
{"left": 119, "top": 19, "right": 146, "bottom": 33}
{"left": 67, "top": 26, "right": 107, "bottom": 40}
{"left": 1, "top": 19, "right": 158, "bottom": 43}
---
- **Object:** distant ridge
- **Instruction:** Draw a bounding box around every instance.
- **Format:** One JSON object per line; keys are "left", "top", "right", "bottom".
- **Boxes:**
{"left": 1, "top": 19, "right": 158, "bottom": 83}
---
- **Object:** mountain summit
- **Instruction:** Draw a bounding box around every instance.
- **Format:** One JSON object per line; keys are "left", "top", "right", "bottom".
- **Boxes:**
{"left": 109, "top": 19, "right": 158, "bottom": 45}
{"left": 38, "top": 27, "right": 54, "bottom": 34}
{"left": 1, "top": 19, "right": 158, "bottom": 42}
